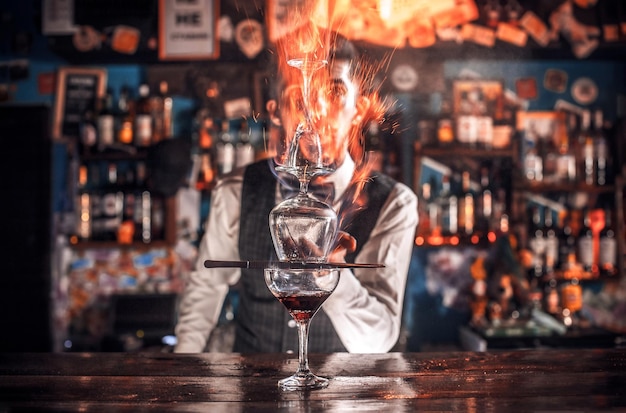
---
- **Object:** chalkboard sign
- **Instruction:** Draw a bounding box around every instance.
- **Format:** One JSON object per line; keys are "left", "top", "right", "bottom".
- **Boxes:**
{"left": 53, "top": 67, "right": 106, "bottom": 140}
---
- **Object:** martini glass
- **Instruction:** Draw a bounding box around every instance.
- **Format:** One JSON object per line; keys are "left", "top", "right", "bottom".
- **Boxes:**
{"left": 264, "top": 267, "right": 340, "bottom": 390}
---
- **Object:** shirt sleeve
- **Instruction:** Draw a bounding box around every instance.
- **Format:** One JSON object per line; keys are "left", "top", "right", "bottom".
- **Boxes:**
{"left": 322, "top": 182, "right": 418, "bottom": 353}
{"left": 174, "top": 174, "right": 244, "bottom": 353}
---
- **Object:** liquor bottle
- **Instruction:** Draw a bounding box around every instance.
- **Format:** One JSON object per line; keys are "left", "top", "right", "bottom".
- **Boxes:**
{"left": 216, "top": 119, "right": 235, "bottom": 176}
{"left": 195, "top": 115, "right": 216, "bottom": 191}
{"left": 79, "top": 108, "right": 97, "bottom": 154}
{"left": 477, "top": 164, "right": 493, "bottom": 234}
{"left": 436, "top": 98, "right": 454, "bottom": 147}
{"left": 556, "top": 113, "right": 577, "bottom": 183}
{"left": 557, "top": 209, "right": 576, "bottom": 272}
{"left": 528, "top": 206, "right": 546, "bottom": 280}
{"left": 599, "top": 208, "right": 617, "bottom": 277}
{"left": 418, "top": 181, "right": 434, "bottom": 238}
{"left": 95, "top": 191, "right": 124, "bottom": 241}
{"left": 140, "top": 191, "right": 151, "bottom": 243}
{"left": 97, "top": 89, "right": 115, "bottom": 151}
{"left": 436, "top": 174, "right": 458, "bottom": 236}
{"left": 149, "top": 83, "right": 165, "bottom": 143}
{"left": 161, "top": 81, "right": 174, "bottom": 139}
{"left": 544, "top": 278, "right": 560, "bottom": 316}
{"left": 235, "top": 120, "right": 255, "bottom": 169}
{"left": 116, "top": 86, "right": 134, "bottom": 145}
{"left": 579, "top": 110, "right": 595, "bottom": 186}
{"left": 577, "top": 209, "right": 594, "bottom": 274}
{"left": 524, "top": 126, "right": 543, "bottom": 182}
{"left": 134, "top": 84, "right": 153, "bottom": 147}
{"left": 593, "top": 109, "right": 609, "bottom": 186}
{"left": 560, "top": 278, "right": 583, "bottom": 324}
{"left": 458, "top": 171, "right": 475, "bottom": 237}
{"left": 543, "top": 209, "right": 559, "bottom": 277}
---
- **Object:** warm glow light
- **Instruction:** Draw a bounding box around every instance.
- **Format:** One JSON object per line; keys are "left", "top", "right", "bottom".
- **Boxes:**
{"left": 487, "top": 231, "right": 496, "bottom": 243}
{"left": 379, "top": 0, "right": 392, "bottom": 20}
{"left": 415, "top": 236, "right": 424, "bottom": 246}
{"left": 471, "top": 235, "right": 479, "bottom": 244}
{"left": 450, "top": 236, "right": 460, "bottom": 246}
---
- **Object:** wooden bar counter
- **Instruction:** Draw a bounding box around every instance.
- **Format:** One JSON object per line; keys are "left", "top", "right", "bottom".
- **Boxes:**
{"left": 0, "top": 349, "right": 625, "bottom": 411}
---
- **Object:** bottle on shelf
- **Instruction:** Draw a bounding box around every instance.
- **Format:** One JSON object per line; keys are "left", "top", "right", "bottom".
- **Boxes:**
{"left": 436, "top": 174, "right": 458, "bottom": 237}
{"left": 216, "top": 119, "right": 235, "bottom": 176}
{"left": 543, "top": 208, "right": 559, "bottom": 277}
{"left": 79, "top": 108, "right": 97, "bottom": 154}
{"left": 235, "top": 119, "right": 255, "bottom": 169}
{"left": 579, "top": 110, "right": 595, "bottom": 186}
{"left": 134, "top": 83, "right": 153, "bottom": 147}
{"left": 557, "top": 209, "right": 576, "bottom": 273}
{"left": 152, "top": 81, "right": 173, "bottom": 142}
{"left": 560, "top": 278, "right": 583, "bottom": 327}
{"left": 556, "top": 113, "right": 577, "bottom": 183}
{"left": 116, "top": 86, "right": 134, "bottom": 146}
{"left": 523, "top": 125, "right": 543, "bottom": 183}
{"left": 436, "top": 98, "right": 454, "bottom": 147}
{"left": 458, "top": 170, "right": 475, "bottom": 238}
{"left": 593, "top": 109, "right": 609, "bottom": 186}
{"left": 195, "top": 115, "right": 217, "bottom": 191}
{"left": 97, "top": 89, "right": 115, "bottom": 151}
{"left": 577, "top": 208, "right": 594, "bottom": 275}
{"left": 599, "top": 208, "right": 617, "bottom": 277}
{"left": 527, "top": 206, "right": 546, "bottom": 280}
{"left": 477, "top": 164, "right": 493, "bottom": 235}
{"left": 417, "top": 181, "right": 434, "bottom": 239}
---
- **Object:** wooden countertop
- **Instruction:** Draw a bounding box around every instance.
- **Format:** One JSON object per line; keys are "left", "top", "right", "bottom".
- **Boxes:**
{"left": 0, "top": 349, "right": 625, "bottom": 411}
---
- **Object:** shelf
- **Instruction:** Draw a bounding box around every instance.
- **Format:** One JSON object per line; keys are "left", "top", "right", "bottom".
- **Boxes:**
{"left": 69, "top": 239, "right": 173, "bottom": 251}
{"left": 415, "top": 144, "right": 517, "bottom": 159}
{"left": 515, "top": 182, "right": 618, "bottom": 194}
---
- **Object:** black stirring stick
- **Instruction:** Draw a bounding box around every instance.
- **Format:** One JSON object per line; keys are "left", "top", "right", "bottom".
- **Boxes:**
{"left": 204, "top": 260, "right": 384, "bottom": 270}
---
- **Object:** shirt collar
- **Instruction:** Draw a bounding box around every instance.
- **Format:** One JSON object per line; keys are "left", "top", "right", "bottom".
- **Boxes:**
{"left": 322, "top": 153, "right": 354, "bottom": 206}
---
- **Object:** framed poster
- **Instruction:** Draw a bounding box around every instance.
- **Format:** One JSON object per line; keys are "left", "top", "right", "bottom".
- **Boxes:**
{"left": 452, "top": 79, "right": 505, "bottom": 120}
{"left": 159, "top": 0, "right": 219, "bottom": 60}
{"left": 53, "top": 67, "right": 106, "bottom": 140}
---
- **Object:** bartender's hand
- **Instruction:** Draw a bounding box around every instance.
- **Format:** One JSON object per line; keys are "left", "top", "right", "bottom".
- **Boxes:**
{"left": 329, "top": 231, "right": 356, "bottom": 263}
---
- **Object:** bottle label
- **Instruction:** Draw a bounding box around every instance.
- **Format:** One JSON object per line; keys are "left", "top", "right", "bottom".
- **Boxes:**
{"left": 578, "top": 237, "right": 594, "bottom": 266}
{"left": 135, "top": 115, "right": 152, "bottom": 146}
{"left": 97, "top": 115, "right": 115, "bottom": 146}
{"left": 600, "top": 237, "right": 617, "bottom": 266}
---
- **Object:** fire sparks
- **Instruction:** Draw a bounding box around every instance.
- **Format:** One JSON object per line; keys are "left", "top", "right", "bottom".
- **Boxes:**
{"left": 267, "top": 1, "right": 393, "bottom": 208}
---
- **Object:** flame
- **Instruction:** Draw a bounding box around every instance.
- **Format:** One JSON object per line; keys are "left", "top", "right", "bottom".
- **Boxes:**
{"left": 268, "top": 2, "right": 392, "bottom": 212}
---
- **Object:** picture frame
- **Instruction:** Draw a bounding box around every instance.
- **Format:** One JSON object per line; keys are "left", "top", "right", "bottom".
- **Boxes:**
{"left": 452, "top": 79, "right": 505, "bottom": 120}
{"left": 158, "top": 0, "right": 219, "bottom": 60}
{"left": 53, "top": 67, "right": 107, "bottom": 141}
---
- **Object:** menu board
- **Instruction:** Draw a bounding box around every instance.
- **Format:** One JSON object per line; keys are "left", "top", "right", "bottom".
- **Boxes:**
{"left": 53, "top": 67, "right": 106, "bottom": 140}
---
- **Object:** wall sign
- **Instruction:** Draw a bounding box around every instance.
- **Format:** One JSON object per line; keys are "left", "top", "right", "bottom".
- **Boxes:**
{"left": 159, "top": 0, "right": 219, "bottom": 60}
{"left": 53, "top": 67, "right": 106, "bottom": 140}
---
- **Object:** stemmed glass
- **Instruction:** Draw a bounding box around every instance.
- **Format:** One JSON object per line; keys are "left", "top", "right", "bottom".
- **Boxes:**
{"left": 267, "top": 56, "right": 340, "bottom": 391}
{"left": 264, "top": 267, "right": 340, "bottom": 390}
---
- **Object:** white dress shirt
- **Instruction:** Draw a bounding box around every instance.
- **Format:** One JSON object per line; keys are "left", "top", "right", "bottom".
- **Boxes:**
{"left": 174, "top": 154, "right": 418, "bottom": 353}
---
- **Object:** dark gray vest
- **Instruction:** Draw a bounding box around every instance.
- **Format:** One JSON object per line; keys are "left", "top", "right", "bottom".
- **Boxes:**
{"left": 234, "top": 159, "right": 396, "bottom": 353}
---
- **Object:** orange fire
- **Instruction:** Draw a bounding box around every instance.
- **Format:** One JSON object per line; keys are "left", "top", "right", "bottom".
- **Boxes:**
{"left": 267, "top": 4, "right": 391, "bottom": 208}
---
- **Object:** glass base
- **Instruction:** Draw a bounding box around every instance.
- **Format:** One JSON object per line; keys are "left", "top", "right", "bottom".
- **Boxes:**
{"left": 278, "top": 371, "right": 330, "bottom": 391}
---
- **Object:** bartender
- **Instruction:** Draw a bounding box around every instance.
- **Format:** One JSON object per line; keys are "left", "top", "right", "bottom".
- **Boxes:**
{"left": 174, "top": 32, "right": 418, "bottom": 354}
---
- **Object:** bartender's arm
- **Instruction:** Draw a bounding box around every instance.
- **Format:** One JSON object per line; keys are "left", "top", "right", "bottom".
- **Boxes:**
{"left": 323, "top": 182, "right": 418, "bottom": 353}
{"left": 174, "top": 176, "right": 244, "bottom": 353}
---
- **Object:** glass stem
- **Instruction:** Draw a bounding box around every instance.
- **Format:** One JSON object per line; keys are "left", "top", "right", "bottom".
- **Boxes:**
{"left": 296, "top": 320, "right": 311, "bottom": 375}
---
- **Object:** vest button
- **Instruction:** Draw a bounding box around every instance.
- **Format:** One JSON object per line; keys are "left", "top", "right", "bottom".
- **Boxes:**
{"left": 287, "top": 319, "right": 297, "bottom": 328}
